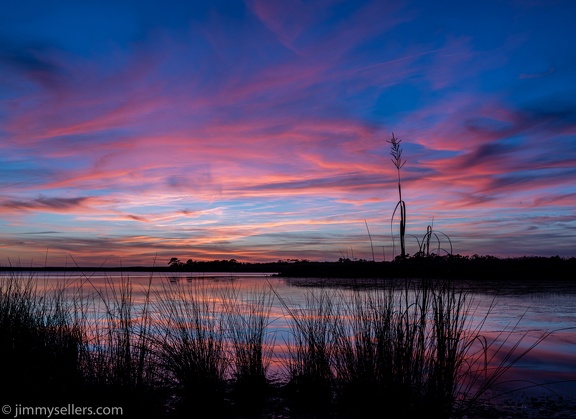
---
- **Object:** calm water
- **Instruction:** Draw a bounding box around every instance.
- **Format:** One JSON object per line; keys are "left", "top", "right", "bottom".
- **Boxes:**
{"left": 20, "top": 271, "right": 576, "bottom": 400}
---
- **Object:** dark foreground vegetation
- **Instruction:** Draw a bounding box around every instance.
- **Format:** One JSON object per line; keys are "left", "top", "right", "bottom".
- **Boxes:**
{"left": 2, "top": 271, "right": 571, "bottom": 418}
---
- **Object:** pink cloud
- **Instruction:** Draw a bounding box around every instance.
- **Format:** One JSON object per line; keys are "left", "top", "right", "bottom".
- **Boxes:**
{"left": 1, "top": 0, "right": 575, "bottom": 264}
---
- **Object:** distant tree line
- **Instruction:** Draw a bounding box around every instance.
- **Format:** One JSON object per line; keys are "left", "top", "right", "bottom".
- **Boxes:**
{"left": 168, "top": 257, "right": 240, "bottom": 267}
{"left": 165, "top": 258, "right": 314, "bottom": 273}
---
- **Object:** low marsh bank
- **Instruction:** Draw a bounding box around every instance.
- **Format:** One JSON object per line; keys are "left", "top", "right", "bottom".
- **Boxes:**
{"left": 3, "top": 256, "right": 575, "bottom": 282}
{"left": 277, "top": 255, "right": 576, "bottom": 280}
{"left": 1, "top": 272, "right": 573, "bottom": 418}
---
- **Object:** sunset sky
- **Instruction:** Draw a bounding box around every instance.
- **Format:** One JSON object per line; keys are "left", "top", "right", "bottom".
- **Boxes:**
{"left": 1, "top": 0, "right": 575, "bottom": 266}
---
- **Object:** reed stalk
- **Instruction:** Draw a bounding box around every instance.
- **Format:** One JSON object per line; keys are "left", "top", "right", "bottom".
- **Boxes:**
{"left": 388, "top": 133, "right": 407, "bottom": 259}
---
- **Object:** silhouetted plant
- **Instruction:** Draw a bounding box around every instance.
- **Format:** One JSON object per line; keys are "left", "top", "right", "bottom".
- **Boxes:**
{"left": 364, "top": 220, "right": 376, "bottom": 262}
{"left": 221, "top": 285, "right": 274, "bottom": 412}
{"left": 1, "top": 270, "right": 565, "bottom": 417}
{"left": 414, "top": 218, "right": 453, "bottom": 257}
{"left": 151, "top": 281, "right": 228, "bottom": 416}
{"left": 387, "top": 136, "right": 454, "bottom": 259}
{"left": 276, "top": 290, "right": 336, "bottom": 414}
{"left": 0, "top": 273, "right": 87, "bottom": 405}
{"left": 77, "top": 273, "right": 160, "bottom": 416}
{"left": 388, "top": 133, "right": 407, "bottom": 259}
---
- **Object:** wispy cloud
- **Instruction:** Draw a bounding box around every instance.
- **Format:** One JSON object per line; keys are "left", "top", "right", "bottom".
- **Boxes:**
{"left": 1, "top": 0, "right": 575, "bottom": 264}
{"left": 0, "top": 196, "right": 91, "bottom": 212}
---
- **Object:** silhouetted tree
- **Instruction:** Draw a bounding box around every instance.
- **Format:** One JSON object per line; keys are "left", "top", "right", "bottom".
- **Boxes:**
{"left": 168, "top": 257, "right": 183, "bottom": 267}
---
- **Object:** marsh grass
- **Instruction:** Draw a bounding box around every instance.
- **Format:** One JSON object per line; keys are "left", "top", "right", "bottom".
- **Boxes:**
{"left": 451, "top": 311, "right": 555, "bottom": 416}
{"left": 76, "top": 272, "right": 161, "bottom": 415}
{"left": 0, "top": 273, "right": 83, "bottom": 404}
{"left": 0, "top": 272, "right": 561, "bottom": 418}
{"left": 221, "top": 285, "right": 274, "bottom": 411}
{"left": 278, "top": 290, "right": 336, "bottom": 414}
{"left": 151, "top": 280, "right": 228, "bottom": 416}
{"left": 277, "top": 279, "right": 556, "bottom": 418}
{"left": 328, "top": 280, "right": 467, "bottom": 418}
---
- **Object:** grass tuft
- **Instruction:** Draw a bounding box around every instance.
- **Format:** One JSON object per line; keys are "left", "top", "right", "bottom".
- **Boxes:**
{"left": 151, "top": 280, "right": 228, "bottom": 416}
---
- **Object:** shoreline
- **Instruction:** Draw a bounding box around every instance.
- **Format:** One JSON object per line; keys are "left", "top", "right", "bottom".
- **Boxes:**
{"left": 2, "top": 255, "right": 575, "bottom": 281}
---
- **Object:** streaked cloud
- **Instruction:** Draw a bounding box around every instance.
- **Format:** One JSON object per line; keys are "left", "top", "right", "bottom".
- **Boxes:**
{"left": 1, "top": 0, "right": 575, "bottom": 265}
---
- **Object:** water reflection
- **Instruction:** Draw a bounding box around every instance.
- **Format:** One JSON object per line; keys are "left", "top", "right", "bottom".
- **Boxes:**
{"left": 8, "top": 271, "right": 576, "bottom": 401}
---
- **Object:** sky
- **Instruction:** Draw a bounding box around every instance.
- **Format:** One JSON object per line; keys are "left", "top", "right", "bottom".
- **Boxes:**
{"left": 1, "top": 0, "right": 575, "bottom": 266}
